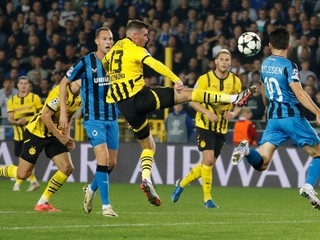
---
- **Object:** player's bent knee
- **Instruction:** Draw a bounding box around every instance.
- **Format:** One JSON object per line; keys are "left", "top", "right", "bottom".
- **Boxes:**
{"left": 17, "top": 171, "right": 31, "bottom": 180}
{"left": 62, "top": 165, "right": 74, "bottom": 176}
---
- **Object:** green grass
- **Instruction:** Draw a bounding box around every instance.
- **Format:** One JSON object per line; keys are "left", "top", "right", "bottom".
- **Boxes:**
{"left": 0, "top": 181, "right": 319, "bottom": 240}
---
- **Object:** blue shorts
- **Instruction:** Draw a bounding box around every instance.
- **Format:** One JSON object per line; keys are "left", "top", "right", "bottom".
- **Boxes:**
{"left": 82, "top": 120, "right": 119, "bottom": 150}
{"left": 260, "top": 118, "right": 320, "bottom": 148}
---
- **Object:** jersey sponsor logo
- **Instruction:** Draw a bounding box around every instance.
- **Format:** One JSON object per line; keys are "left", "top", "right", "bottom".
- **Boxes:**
{"left": 93, "top": 77, "right": 110, "bottom": 86}
{"left": 92, "top": 68, "right": 97, "bottom": 73}
{"left": 66, "top": 66, "right": 74, "bottom": 77}
{"left": 29, "top": 146, "right": 36, "bottom": 155}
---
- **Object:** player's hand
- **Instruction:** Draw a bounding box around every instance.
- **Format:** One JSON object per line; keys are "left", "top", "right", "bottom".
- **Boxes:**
{"left": 67, "top": 141, "right": 76, "bottom": 150}
{"left": 59, "top": 114, "right": 68, "bottom": 131}
{"left": 224, "top": 111, "right": 235, "bottom": 121}
{"left": 174, "top": 80, "right": 184, "bottom": 93}
{"left": 206, "top": 111, "right": 218, "bottom": 122}
{"left": 16, "top": 118, "right": 26, "bottom": 125}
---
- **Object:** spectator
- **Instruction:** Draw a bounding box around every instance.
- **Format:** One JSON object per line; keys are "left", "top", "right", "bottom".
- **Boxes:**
{"left": 233, "top": 107, "right": 258, "bottom": 145}
{"left": 37, "top": 79, "right": 51, "bottom": 103}
{"left": 241, "top": 0, "right": 258, "bottom": 21}
{"left": 256, "top": 7, "right": 268, "bottom": 33}
{"left": 182, "top": 31, "right": 199, "bottom": 61}
{"left": 27, "top": 56, "right": 48, "bottom": 81}
{"left": 59, "top": 1, "right": 76, "bottom": 27}
{"left": 165, "top": 104, "right": 194, "bottom": 144}
{"left": 174, "top": 0, "right": 191, "bottom": 21}
{"left": 246, "top": 81, "right": 265, "bottom": 120}
{"left": 0, "top": 79, "right": 18, "bottom": 124}
{"left": 195, "top": 44, "right": 210, "bottom": 74}
{"left": 299, "top": 60, "right": 317, "bottom": 85}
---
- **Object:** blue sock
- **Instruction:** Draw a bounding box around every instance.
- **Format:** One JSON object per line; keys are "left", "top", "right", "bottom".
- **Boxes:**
{"left": 96, "top": 165, "right": 110, "bottom": 205}
{"left": 90, "top": 176, "right": 98, "bottom": 192}
{"left": 246, "top": 149, "right": 264, "bottom": 170}
{"left": 306, "top": 157, "right": 320, "bottom": 186}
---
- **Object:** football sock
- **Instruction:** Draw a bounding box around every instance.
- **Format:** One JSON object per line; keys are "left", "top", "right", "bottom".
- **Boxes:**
{"left": 28, "top": 171, "right": 37, "bottom": 183}
{"left": 245, "top": 149, "right": 264, "bottom": 170}
{"left": 306, "top": 157, "right": 320, "bottom": 186}
{"left": 14, "top": 179, "right": 23, "bottom": 185}
{"left": 90, "top": 168, "right": 99, "bottom": 192}
{"left": 0, "top": 165, "right": 17, "bottom": 178}
{"left": 37, "top": 170, "right": 67, "bottom": 205}
{"left": 201, "top": 164, "right": 213, "bottom": 202}
{"left": 96, "top": 165, "right": 110, "bottom": 205}
{"left": 140, "top": 149, "right": 154, "bottom": 180}
{"left": 180, "top": 164, "right": 202, "bottom": 188}
{"left": 191, "top": 89, "right": 237, "bottom": 103}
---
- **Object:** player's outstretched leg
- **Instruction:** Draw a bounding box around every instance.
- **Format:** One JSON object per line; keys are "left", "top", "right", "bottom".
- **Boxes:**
{"left": 231, "top": 140, "right": 249, "bottom": 165}
{"left": 299, "top": 184, "right": 320, "bottom": 210}
{"left": 234, "top": 86, "right": 256, "bottom": 107}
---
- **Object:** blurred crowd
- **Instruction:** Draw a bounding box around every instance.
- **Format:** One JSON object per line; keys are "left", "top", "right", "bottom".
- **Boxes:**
{"left": 1, "top": 0, "right": 320, "bottom": 122}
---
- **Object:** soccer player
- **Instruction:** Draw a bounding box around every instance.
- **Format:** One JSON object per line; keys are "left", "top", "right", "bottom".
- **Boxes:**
{"left": 232, "top": 25, "right": 320, "bottom": 210}
{"left": 102, "top": 19, "right": 255, "bottom": 206}
{"left": 7, "top": 76, "right": 42, "bottom": 192}
{"left": 59, "top": 27, "right": 119, "bottom": 217}
{"left": 0, "top": 80, "right": 81, "bottom": 212}
{"left": 171, "top": 49, "right": 242, "bottom": 208}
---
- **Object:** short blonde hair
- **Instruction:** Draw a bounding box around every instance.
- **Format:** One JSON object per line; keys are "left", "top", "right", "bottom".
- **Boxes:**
{"left": 216, "top": 48, "right": 231, "bottom": 58}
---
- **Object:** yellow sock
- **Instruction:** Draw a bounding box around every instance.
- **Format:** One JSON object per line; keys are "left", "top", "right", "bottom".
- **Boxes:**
{"left": 140, "top": 149, "right": 154, "bottom": 180}
{"left": 202, "top": 164, "right": 213, "bottom": 202}
{"left": 0, "top": 165, "right": 17, "bottom": 178}
{"left": 191, "top": 89, "right": 234, "bottom": 103}
{"left": 15, "top": 179, "right": 23, "bottom": 185}
{"left": 38, "top": 170, "right": 68, "bottom": 204}
{"left": 180, "top": 164, "right": 202, "bottom": 188}
{"left": 28, "top": 171, "right": 37, "bottom": 183}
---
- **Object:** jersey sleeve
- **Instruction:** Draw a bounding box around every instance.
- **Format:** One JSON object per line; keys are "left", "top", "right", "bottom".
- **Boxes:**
{"left": 66, "top": 58, "right": 85, "bottom": 81}
{"left": 46, "top": 88, "right": 60, "bottom": 112}
{"left": 34, "top": 94, "right": 43, "bottom": 111}
{"left": 234, "top": 76, "right": 242, "bottom": 93}
{"left": 287, "top": 61, "right": 300, "bottom": 84}
{"left": 143, "top": 56, "right": 179, "bottom": 83}
{"left": 7, "top": 97, "right": 13, "bottom": 113}
{"left": 193, "top": 75, "right": 207, "bottom": 90}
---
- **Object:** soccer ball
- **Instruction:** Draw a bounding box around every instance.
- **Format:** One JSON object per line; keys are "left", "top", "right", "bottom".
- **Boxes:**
{"left": 237, "top": 32, "right": 261, "bottom": 56}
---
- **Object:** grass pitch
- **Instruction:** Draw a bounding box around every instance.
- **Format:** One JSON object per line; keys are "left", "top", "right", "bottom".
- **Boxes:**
{"left": 0, "top": 181, "right": 319, "bottom": 240}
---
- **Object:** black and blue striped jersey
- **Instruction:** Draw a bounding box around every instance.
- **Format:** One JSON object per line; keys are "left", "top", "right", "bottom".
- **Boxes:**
{"left": 66, "top": 52, "right": 118, "bottom": 121}
{"left": 261, "top": 55, "right": 304, "bottom": 119}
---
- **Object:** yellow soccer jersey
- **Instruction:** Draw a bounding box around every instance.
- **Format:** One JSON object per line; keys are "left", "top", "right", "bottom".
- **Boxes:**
{"left": 103, "top": 38, "right": 179, "bottom": 103}
{"left": 7, "top": 93, "right": 43, "bottom": 141}
{"left": 26, "top": 85, "right": 82, "bottom": 138}
{"left": 194, "top": 71, "right": 242, "bottom": 134}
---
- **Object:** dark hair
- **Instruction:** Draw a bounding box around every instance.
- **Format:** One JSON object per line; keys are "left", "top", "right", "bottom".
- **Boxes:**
{"left": 269, "top": 25, "right": 289, "bottom": 50}
{"left": 127, "top": 19, "right": 149, "bottom": 30}
{"left": 95, "top": 27, "right": 111, "bottom": 38}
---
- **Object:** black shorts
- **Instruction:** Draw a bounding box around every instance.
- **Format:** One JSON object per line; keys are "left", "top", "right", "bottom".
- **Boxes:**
{"left": 20, "top": 129, "right": 69, "bottom": 164}
{"left": 196, "top": 127, "right": 226, "bottom": 158}
{"left": 14, "top": 140, "right": 23, "bottom": 157}
{"left": 118, "top": 86, "right": 175, "bottom": 140}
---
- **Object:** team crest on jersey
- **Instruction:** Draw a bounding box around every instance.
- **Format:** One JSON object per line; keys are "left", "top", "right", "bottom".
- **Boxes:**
{"left": 29, "top": 146, "right": 36, "bottom": 155}
{"left": 200, "top": 140, "right": 206, "bottom": 148}
{"left": 92, "top": 130, "right": 98, "bottom": 136}
{"left": 66, "top": 66, "right": 74, "bottom": 77}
